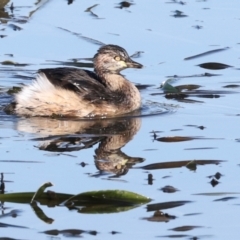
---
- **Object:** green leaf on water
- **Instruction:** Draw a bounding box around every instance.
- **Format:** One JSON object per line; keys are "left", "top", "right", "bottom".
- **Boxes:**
{"left": 0, "top": 60, "right": 30, "bottom": 66}
{"left": 0, "top": 185, "right": 151, "bottom": 214}
{"left": 31, "top": 182, "right": 53, "bottom": 203}
{"left": 66, "top": 189, "right": 151, "bottom": 205}
{"left": 7, "top": 86, "right": 22, "bottom": 94}
{"left": 161, "top": 79, "right": 179, "bottom": 93}
{"left": 76, "top": 204, "right": 140, "bottom": 214}
{"left": 30, "top": 201, "right": 54, "bottom": 224}
{"left": 186, "top": 160, "right": 197, "bottom": 171}
{"left": 67, "top": 190, "right": 151, "bottom": 214}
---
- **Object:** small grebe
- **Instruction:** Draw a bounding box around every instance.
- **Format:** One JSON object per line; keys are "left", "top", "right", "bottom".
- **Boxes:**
{"left": 12, "top": 44, "right": 143, "bottom": 118}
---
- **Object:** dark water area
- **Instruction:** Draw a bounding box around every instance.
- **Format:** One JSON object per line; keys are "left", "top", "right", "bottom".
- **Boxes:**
{"left": 0, "top": 0, "right": 240, "bottom": 239}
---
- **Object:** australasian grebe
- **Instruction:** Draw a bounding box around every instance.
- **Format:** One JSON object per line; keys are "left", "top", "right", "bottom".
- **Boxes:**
{"left": 10, "top": 44, "right": 143, "bottom": 118}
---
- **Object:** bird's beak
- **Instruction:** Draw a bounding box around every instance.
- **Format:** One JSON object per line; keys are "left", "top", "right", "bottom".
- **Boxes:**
{"left": 126, "top": 59, "right": 143, "bottom": 69}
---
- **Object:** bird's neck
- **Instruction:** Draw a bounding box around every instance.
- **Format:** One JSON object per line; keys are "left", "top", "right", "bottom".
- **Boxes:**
{"left": 97, "top": 72, "right": 141, "bottom": 111}
{"left": 98, "top": 72, "right": 128, "bottom": 91}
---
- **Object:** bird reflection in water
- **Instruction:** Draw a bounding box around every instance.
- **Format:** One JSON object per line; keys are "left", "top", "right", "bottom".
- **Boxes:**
{"left": 16, "top": 116, "right": 144, "bottom": 177}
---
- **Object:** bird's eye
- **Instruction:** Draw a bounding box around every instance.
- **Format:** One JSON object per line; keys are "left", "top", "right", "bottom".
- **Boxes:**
{"left": 114, "top": 56, "right": 121, "bottom": 61}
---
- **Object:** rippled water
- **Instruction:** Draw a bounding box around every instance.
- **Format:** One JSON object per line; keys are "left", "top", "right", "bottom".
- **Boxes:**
{"left": 0, "top": 0, "right": 240, "bottom": 239}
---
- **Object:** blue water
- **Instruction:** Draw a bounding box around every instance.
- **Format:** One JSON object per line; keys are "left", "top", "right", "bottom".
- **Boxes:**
{"left": 1, "top": 0, "right": 240, "bottom": 239}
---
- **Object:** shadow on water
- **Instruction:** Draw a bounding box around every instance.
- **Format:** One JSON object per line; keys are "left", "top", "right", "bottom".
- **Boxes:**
{"left": 20, "top": 117, "right": 144, "bottom": 178}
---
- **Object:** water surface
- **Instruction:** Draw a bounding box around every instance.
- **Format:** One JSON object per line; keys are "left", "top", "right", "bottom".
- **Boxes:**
{"left": 0, "top": 0, "right": 240, "bottom": 239}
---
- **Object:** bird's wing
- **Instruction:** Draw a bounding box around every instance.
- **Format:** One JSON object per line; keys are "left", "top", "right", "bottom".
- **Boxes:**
{"left": 38, "top": 67, "right": 121, "bottom": 103}
{"left": 39, "top": 67, "right": 104, "bottom": 90}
